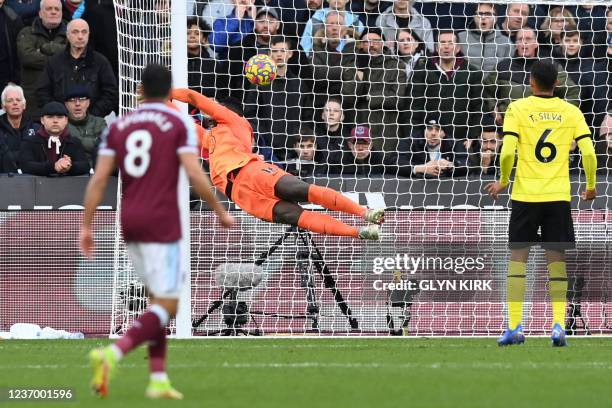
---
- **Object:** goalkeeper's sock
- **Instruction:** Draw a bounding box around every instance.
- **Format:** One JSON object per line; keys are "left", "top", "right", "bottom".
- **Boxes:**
{"left": 548, "top": 261, "right": 568, "bottom": 328}
{"left": 148, "top": 326, "right": 167, "bottom": 374}
{"left": 298, "top": 211, "right": 359, "bottom": 237}
{"left": 507, "top": 261, "right": 527, "bottom": 330}
{"left": 307, "top": 185, "right": 366, "bottom": 217}
{"left": 115, "top": 309, "right": 164, "bottom": 355}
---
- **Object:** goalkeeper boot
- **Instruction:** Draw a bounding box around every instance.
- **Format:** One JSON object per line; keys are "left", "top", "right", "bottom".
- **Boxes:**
{"left": 364, "top": 208, "right": 385, "bottom": 225}
{"left": 145, "top": 379, "right": 184, "bottom": 400}
{"left": 497, "top": 324, "right": 525, "bottom": 346}
{"left": 551, "top": 323, "right": 567, "bottom": 347}
{"left": 88, "top": 347, "right": 117, "bottom": 398}
{"left": 358, "top": 224, "right": 380, "bottom": 241}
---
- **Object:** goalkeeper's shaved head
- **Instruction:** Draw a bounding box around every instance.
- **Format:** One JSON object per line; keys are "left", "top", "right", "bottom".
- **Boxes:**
{"left": 141, "top": 64, "right": 172, "bottom": 100}
{"left": 530, "top": 60, "right": 558, "bottom": 93}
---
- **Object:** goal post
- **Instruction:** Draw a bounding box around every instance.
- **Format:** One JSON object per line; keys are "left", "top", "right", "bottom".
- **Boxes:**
{"left": 108, "top": 0, "right": 612, "bottom": 338}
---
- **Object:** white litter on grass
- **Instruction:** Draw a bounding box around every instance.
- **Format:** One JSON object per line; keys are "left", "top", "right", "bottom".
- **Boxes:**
{"left": 3, "top": 323, "right": 84, "bottom": 340}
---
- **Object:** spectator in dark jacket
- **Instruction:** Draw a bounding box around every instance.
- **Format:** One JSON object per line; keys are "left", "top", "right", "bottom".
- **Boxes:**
{"left": 336, "top": 125, "right": 385, "bottom": 177}
{"left": 403, "top": 113, "right": 468, "bottom": 178}
{"left": 0, "top": 133, "right": 17, "bottom": 172}
{"left": 354, "top": 27, "right": 406, "bottom": 155}
{"left": 270, "top": 0, "right": 320, "bottom": 38}
{"left": 0, "top": 84, "right": 38, "bottom": 170}
{"left": 285, "top": 130, "right": 328, "bottom": 178}
{"left": 244, "top": 36, "right": 305, "bottom": 160}
{"left": 408, "top": 30, "right": 483, "bottom": 142}
{"left": 496, "top": 3, "right": 530, "bottom": 43}
{"left": 6, "top": 0, "right": 38, "bottom": 26}
{"left": 314, "top": 96, "right": 348, "bottom": 165}
{"left": 573, "top": 5, "right": 608, "bottom": 59}
{"left": 351, "top": 0, "right": 391, "bottom": 29}
{"left": 187, "top": 16, "right": 228, "bottom": 100}
{"left": 19, "top": 101, "right": 89, "bottom": 175}
{"left": 82, "top": 0, "right": 118, "bottom": 80}
{"left": 555, "top": 30, "right": 608, "bottom": 128}
{"left": 17, "top": 0, "right": 67, "bottom": 120}
{"left": 36, "top": 18, "right": 117, "bottom": 117}
{"left": 0, "top": 0, "right": 23, "bottom": 90}
{"left": 64, "top": 85, "right": 105, "bottom": 167}
{"left": 309, "top": 11, "right": 358, "bottom": 109}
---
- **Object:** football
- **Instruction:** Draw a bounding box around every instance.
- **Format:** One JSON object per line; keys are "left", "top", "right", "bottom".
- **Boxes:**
{"left": 244, "top": 54, "right": 277, "bottom": 86}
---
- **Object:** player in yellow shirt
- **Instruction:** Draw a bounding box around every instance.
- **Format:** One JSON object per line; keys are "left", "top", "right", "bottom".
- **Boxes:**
{"left": 485, "top": 60, "right": 597, "bottom": 347}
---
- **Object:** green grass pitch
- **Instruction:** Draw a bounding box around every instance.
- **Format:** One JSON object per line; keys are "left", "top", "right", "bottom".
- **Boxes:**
{"left": 1, "top": 338, "right": 611, "bottom": 408}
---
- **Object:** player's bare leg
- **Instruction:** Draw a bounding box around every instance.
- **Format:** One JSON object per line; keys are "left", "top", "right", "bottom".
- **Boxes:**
{"left": 272, "top": 201, "right": 379, "bottom": 240}
{"left": 90, "top": 297, "right": 183, "bottom": 399}
{"left": 274, "top": 175, "right": 385, "bottom": 225}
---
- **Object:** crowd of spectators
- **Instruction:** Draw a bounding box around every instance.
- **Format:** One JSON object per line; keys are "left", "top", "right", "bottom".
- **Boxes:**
{"left": 2, "top": 0, "right": 612, "bottom": 179}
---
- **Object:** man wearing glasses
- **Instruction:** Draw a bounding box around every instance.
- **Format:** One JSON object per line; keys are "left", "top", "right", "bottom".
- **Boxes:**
{"left": 458, "top": 3, "right": 514, "bottom": 73}
{"left": 64, "top": 85, "right": 107, "bottom": 167}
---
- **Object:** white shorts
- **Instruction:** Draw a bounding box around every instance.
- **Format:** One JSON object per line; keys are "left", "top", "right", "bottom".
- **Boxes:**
{"left": 126, "top": 241, "right": 186, "bottom": 299}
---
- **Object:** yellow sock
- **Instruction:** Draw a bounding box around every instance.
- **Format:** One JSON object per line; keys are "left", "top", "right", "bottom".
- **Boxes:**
{"left": 548, "top": 261, "right": 567, "bottom": 328}
{"left": 507, "top": 261, "right": 527, "bottom": 330}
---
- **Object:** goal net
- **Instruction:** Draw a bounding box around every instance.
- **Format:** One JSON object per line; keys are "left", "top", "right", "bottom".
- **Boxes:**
{"left": 109, "top": 0, "right": 612, "bottom": 337}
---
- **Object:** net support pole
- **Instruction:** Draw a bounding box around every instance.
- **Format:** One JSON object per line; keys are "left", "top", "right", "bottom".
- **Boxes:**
{"left": 171, "top": 0, "right": 191, "bottom": 338}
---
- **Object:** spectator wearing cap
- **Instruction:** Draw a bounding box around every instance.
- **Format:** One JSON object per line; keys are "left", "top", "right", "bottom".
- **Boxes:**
{"left": 467, "top": 116, "right": 502, "bottom": 176}
{"left": 457, "top": 3, "right": 514, "bottom": 73}
{"left": 18, "top": 100, "right": 89, "bottom": 175}
{"left": 336, "top": 125, "right": 385, "bottom": 176}
{"left": 36, "top": 18, "right": 117, "bottom": 118}
{"left": 244, "top": 36, "right": 305, "bottom": 160}
{"left": 227, "top": 6, "right": 281, "bottom": 94}
{"left": 17, "top": 0, "right": 67, "bottom": 121}
{"left": 210, "top": 0, "right": 256, "bottom": 59}
{"left": 408, "top": 30, "right": 483, "bottom": 143}
{"left": 187, "top": 16, "right": 228, "bottom": 100}
{"left": 402, "top": 114, "right": 467, "bottom": 178}
{"left": 64, "top": 85, "right": 106, "bottom": 167}
{"left": 375, "top": 0, "right": 434, "bottom": 54}
{"left": 354, "top": 27, "right": 406, "bottom": 155}
{"left": 300, "top": 0, "right": 364, "bottom": 56}
{"left": 0, "top": 0, "right": 23, "bottom": 91}
{"left": 0, "top": 84, "right": 39, "bottom": 171}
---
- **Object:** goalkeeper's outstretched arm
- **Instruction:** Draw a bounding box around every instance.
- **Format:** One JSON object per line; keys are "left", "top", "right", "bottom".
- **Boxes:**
{"left": 171, "top": 88, "right": 241, "bottom": 125}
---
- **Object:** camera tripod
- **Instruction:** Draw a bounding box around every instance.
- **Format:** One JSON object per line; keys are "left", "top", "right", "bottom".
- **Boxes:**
{"left": 192, "top": 226, "right": 359, "bottom": 335}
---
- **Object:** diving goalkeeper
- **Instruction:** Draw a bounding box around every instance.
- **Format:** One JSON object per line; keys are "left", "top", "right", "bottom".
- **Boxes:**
{"left": 485, "top": 60, "right": 597, "bottom": 347}
{"left": 172, "top": 88, "right": 383, "bottom": 240}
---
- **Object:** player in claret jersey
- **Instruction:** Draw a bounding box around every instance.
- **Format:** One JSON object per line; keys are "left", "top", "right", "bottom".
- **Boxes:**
{"left": 171, "top": 88, "right": 384, "bottom": 240}
{"left": 485, "top": 60, "right": 598, "bottom": 347}
{"left": 80, "top": 64, "right": 234, "bottom": 399}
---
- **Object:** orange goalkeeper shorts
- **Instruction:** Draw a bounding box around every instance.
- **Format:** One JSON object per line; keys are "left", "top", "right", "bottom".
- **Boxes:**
{"left": 229, "top": 160, "right": 289, "bottom": 222}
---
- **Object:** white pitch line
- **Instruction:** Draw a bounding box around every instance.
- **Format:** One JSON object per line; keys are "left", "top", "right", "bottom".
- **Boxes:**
{"left": 2, "top": 361, "right": 612, "bottom": 370}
